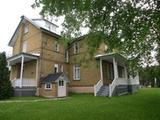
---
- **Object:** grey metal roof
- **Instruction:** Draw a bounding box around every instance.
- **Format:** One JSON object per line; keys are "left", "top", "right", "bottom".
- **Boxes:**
{"left": 41, "top": 72, "right": 63, "bottom": 83}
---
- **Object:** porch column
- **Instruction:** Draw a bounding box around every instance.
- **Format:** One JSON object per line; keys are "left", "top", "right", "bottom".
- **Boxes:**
{"left": 100, "top": 58, "right": 103, "bottom": 81}
{"left": 35, "top": 59, "right": 39, "bottom": 86}
{"left": 20, "top": 55, "right": 24, "bottom": 88}
{"left": 124, "top": 66, "right": 128, "bottom": 79}
{"left": 113, "top": 57, "right": 118, "bottom": 79}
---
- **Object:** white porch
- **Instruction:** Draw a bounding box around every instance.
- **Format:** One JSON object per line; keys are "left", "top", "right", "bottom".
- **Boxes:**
{"left": 94, "top": 53, "right": 139, "bottom": 97}
{"left": 7, "top": 53, "right": 39, "bottom": 88}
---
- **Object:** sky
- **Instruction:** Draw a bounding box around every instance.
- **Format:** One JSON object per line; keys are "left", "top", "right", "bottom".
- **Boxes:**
{"left": 0, "top": 0, "right": 63, "bottom": 56}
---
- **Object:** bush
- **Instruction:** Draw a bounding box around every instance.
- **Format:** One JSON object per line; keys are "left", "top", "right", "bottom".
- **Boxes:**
{"left": 0, "top": 52, "right": 13, "bottom": 99}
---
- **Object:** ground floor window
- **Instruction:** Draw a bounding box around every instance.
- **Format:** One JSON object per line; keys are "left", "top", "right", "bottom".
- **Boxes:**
{"left": 118, "top": 66, "right": 125, "bottom": 78}
{"left": 73, "top": 65, "right": 80, "bottom": 80}
{"left": 45, "top": 83, "right": 52, "bottom": 90}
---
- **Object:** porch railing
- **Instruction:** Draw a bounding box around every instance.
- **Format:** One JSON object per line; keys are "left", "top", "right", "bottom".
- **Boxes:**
{"left": 11, "top": 78, "right": 37, "bottom": 88}
{"left": 109, "top": 78, "right": 118, "bottom": 97}
{"left": 129, "top": 74, "right": 139, "bottom": 85}
{"left": 94, "top": 79, "right": 103, "bottom": 96}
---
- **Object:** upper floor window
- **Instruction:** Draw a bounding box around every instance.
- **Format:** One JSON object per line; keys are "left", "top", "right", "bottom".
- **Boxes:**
{"left": 73, "top": 65, "right": 80, "bottom": 80}
{"left": 54, "top": 64, "right": 59, "bottom": 73}
{"left": 54, "top": 64, "right": 63, "bottom": 73}
{"left": 24, "top": 24, "right": 29, "bottom": 34}
{"left": 54, "top": 41, "right": 59, "bottom": 52}
{"left": 65, "top": 50, "right": 69, "bottom": 63}
{"left": 74, "top": 42, "right": 79, "bottom": 54}
{"left": 22, "top": 40, "right": 27, "bottom": 52}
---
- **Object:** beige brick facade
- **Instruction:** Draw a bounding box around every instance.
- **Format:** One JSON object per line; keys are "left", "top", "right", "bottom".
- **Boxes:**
{"left": 9, "top": 17, "right": 107, "bottom": 97}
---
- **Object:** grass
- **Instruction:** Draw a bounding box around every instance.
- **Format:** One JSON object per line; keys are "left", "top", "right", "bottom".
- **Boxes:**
{"left": 0, "top": 88, "right": 160, "bottom": 120}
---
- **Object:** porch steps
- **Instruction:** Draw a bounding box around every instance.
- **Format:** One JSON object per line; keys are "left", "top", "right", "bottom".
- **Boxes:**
{"left": 97, "top": 85, "right": 109, "bottom": 97}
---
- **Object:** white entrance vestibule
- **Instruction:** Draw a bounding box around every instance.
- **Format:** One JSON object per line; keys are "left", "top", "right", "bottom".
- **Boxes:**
{"left": 58, "top": 78, "right": 67, "bottom": 97}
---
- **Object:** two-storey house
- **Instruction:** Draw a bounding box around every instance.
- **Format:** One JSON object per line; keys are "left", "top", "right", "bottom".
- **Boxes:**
{"left": 7, "top": 16, "right": 140, "bottom": 97}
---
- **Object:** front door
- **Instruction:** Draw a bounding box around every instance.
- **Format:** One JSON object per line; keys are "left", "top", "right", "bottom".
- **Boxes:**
{"left": 58, "top": 79, "right": 66, "bottom": 97}
{"left": 102, "top": 61, "right": 114, "bottom": 85}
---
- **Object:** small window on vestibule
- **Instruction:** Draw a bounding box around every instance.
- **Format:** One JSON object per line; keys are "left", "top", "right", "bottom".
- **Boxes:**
{"left": 45, "top": 83, "right": 52, "bottom": 90}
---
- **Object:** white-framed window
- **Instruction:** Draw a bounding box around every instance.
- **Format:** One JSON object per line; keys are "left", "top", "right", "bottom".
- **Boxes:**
{"left": 54, "top": 64, "right": 59, "bottom": 73}
{"left": 73, "top": 65, "right": 80, "bottom": 80}
{"left": 59, "top": 64, "right": 63, "bottom": 72}
{"left": 54, "top": 41, "right": 59, "bottom": 52}
{"left": 22, "top": 40, "right": 27, "bottom": 52}
{"left": 24, "top": 24, "right": 29, "bottom": 34}
{"left": 74, "top": 42, "right": 79, "bottom": 54}
{"left": 65, "top": 50, "right": 69, "bottom": 63}
{"left": 45, "top": 83, "right": 52, "bottom": 90}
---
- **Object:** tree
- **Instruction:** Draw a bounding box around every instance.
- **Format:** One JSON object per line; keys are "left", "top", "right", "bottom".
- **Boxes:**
{"left": 0, "top": 52, "right": 13, "bottom": 99}
{"left": 33, "top": 0, "right": 160, "bottom": 68}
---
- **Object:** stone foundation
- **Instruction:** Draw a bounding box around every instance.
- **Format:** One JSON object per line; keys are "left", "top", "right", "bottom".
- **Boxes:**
{"left": 13, "top": 87, "right": 36, "bottom": 96}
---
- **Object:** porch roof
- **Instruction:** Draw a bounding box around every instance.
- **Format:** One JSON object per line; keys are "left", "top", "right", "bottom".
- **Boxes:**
{"left": 7, "top": 52, "right": 39, "bottom": 66}
{"left": 95, "top": 53, "right": 127, "bottom": 66}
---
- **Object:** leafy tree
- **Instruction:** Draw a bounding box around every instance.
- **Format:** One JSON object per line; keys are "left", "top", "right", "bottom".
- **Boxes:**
{"left": 0, "top": 52, "right": 13, "bottom": 99}
{"left": 140, "top": 66, "right": 160, "bottom": 87}
{"left": 33, "top": 0, "right": 160, "bottom": 68}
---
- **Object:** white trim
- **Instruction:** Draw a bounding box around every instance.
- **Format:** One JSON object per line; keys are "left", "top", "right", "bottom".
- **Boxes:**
{"left": 73, "top": 65, "right": 80, "bottom": 80}
{"left": 54, "top": 41, "right": 59, "bottom": 52}
{"left": 113, "top": 57, "right": 118, "bottom": 79}
{"left": 54, "top": 64, "right": 59, "bottom": 73}
{"left": 45, "top": 83, "right": 52, "bottom": 90}
{"left": 65, "top": 50, "right": 69, "bottom": 63}
{"left": 20, "top": 56, "right": 24, "bottom": 88}
{"left": 24, "top": 24, "right": 29, "bottom": 34}
{"left": 35, "top": 59, "right": 39, "bottom": 86}
{"left": 100, "top": 58, "right": 103, "bottom": 81}
{"left": 73, "top": 42, "right": 79, "bottom": 54}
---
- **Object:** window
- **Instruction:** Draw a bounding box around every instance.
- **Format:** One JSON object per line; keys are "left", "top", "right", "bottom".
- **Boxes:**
{"left": 118, "top": 66, "right": 125, "bottom": 78}
{"left": 74, "top": 42, "right": 79, "bottom": 54}
{"left": 59, "top": 79, "right": 64, "bottom": 86}
{"left": 65, "top": 50, "right": 69, "bottom": 63}
{"left": 54, "top": 41, "right": 59, "bottom": 52}
{"left": 45, "top": 83, "right": 52, "bottom": 89}
{"left": 54, "top": 64, "right": 63, "bottom": 73}
{"left": 59, "top": 64, "right": 63, "bottom": 72}
{"left": 24, "top": 24, "right": 29, "bottom": 33}
{"left": 22, "top": 40, "right": 27, "bottom": 52}
{"left": 54, "top": 64, "right": 59, "bottom": 73}
{"left": 73, "top": 65, "right": 80, "bottom": 80}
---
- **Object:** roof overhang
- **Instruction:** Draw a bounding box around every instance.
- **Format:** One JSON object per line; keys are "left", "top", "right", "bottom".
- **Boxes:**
{"left": 7, "top": 52, "right": 39, "bottom": 66}
{"left": 95, "top": 53, "right": 127, "bottom": 66}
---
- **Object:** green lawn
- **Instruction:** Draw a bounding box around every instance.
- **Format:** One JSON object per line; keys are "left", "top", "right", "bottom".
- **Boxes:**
{"left": 0, "top": 88, "right": 160, "bottom": 120}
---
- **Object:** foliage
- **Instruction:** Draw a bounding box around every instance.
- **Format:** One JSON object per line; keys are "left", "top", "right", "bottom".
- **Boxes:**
{"left": 0, "top": 89, "right": 160, "bottom": 120}
{"left": 33, "top": 0, "right": 160, "bottom": 68}
{"left": 140, "top": 65, "right": 160, "bottom": 87}
{"left": 0, "top": 52, "right": 13, "bottom": 99}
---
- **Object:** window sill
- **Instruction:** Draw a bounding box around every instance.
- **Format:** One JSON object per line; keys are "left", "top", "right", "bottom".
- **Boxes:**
{"left": 45, "top": 88, "right": 52, "bottom": 91}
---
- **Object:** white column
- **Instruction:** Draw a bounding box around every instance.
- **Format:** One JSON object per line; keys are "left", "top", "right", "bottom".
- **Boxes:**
{"left": 100, "top": 58, "right": 103, "bottom": 81}
{"left": 35, "top": 59, "right": 39, "bottom": 86}
{"left": 113, "top": 57, "right": 118, "bottom": 79}
{"left": 124, "top": 66, "right": 128, "bottom": 79}
{"left": 20, "top": 55, "right": 24, "bottom": 88}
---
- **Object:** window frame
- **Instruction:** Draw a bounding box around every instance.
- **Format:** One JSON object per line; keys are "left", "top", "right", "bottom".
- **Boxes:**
{"left": 73, "top": 42, "right": 79, "bottom": 54}
{"left": 73, "top": 65, "right": 80, "bottom": 80}
{"left": 65, "top": 50, "right": 69, "bottom": 63}
{"left": 22, "top": 40, "right": 27, "bottom": 52}
{"left": 45, "top": 83, "right": 52, "bottom": 90}
{"left": 54, "top": 64, "right": 59, "bottom": 73}
{"left": 24, "top": 24, "right": 29, "bottom": 34}
{"left": 54, "top": 41, "right": 59, "bottom": 52}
